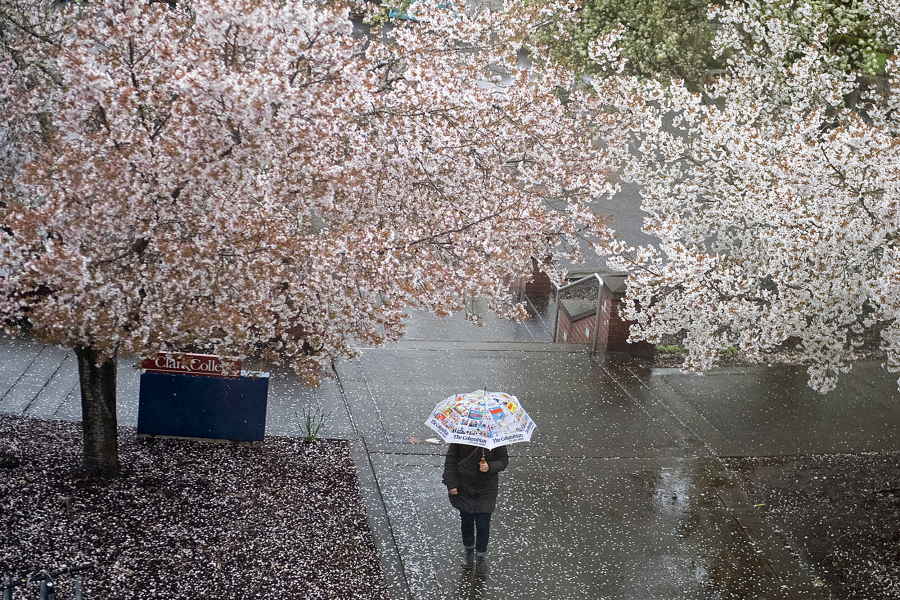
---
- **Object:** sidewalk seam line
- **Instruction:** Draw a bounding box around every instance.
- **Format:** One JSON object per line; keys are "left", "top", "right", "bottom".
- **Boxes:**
{"left": 333, "top": 359, "right": 414, "bottom": 600}
{"left": 713, "top": 487, "right": 805, "bottom": 600}
{"left": 0, "top": 344, "right": 45, "bottom": 406}
{"left": 331, "top": 359, "right": 360, "bottom": 438}
{"left": 22, "top": 349, "right": 71, "bottom": 415}
{"left": 51, "top": 377, "right": 82, "bottom": 418}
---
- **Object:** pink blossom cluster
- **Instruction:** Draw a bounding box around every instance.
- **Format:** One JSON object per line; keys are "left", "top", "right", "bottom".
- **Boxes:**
{"left": 0, "top": 0, "right": 620, "bottom": 384}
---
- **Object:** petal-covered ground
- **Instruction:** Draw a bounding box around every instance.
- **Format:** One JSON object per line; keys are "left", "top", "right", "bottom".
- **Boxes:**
{"left": 3, "top": 413, "right": 899, "bottom": 599}
{"left": 0, "top": 415, "right": 388, "bottom": 600}
{"left": 725, "top": 453, "right": 900, "bottom": 600}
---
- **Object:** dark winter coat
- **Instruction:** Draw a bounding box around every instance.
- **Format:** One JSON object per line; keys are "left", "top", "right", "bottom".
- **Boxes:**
{"left": 442, "top": 444, "right": 509, "bottom": 514}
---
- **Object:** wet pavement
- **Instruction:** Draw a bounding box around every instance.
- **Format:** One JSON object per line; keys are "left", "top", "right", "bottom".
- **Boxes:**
{"left": 4, "top": 304, "right": 900, "bottom": 599}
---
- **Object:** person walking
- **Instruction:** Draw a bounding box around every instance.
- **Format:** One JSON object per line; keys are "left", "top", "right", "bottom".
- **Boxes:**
{"left": 442, "top": 443, "right": 509, "bottom": 576}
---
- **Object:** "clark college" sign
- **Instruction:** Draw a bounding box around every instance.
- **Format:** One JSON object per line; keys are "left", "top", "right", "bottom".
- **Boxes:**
{"left": 141, "top": 353, "right": 241, "bottom": 378}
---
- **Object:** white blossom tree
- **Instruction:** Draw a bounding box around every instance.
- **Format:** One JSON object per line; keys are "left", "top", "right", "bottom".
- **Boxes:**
{"left": 606, "top": 0, "right": 900, "bottom": 393}
{"left": 0, "top": 0, "right": 622, "bottom": 475}
{"left": 865, "top": 0, "right": 900, "bottom": 47}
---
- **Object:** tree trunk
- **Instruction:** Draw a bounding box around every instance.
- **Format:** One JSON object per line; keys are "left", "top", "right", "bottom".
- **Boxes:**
{"left": 74, "top": 345, "right": 120, "bottom": 478}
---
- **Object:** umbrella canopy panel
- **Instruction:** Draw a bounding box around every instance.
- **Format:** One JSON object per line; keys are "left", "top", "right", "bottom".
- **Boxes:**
{"left": 425, "top": 390, "right": 536, "bottom": 449}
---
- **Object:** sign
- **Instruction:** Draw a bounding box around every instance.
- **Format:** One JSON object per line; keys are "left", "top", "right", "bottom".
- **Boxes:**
{"left": 141, "top": 353, "right": 241, "bottom": 378}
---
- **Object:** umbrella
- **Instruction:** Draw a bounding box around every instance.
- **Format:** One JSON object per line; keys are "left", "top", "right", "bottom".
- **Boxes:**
{"left": 425, "top": 390, "right": 536, "bottom": 450}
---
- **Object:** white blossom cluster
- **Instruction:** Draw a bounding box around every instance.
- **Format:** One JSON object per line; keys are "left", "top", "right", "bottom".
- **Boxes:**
{"left": 606, "top": 0, "right": 900, "bottom": 393}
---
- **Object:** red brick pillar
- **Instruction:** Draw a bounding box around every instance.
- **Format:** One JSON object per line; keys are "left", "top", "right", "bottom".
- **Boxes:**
{"left": 525, "top": 257, "right": 553, "bottom": 297}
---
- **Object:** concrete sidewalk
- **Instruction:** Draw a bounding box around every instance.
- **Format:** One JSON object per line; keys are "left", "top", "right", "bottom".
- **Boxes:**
{"left": 3, "top": 308, "right": 900, "bottom": 599}
{"left": 339, "top": 341, "right": 900, "bottom": 600}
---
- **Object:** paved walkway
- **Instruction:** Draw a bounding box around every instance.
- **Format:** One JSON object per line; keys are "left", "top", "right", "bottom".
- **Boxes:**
{"left": 3, "top": 303, "right": 900, "bottom": 599}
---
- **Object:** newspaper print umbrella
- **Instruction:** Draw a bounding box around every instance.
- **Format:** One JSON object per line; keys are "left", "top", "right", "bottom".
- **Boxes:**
{"left": 425, "top": 390, "right": 536, "bottom": 450}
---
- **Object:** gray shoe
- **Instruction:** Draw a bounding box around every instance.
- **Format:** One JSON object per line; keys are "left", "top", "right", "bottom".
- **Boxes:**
{"left": 475, "top": 554, "right": 487, "bottom": 576}
{"left": 462, "top": 547, "right": 474, "bottom": 569}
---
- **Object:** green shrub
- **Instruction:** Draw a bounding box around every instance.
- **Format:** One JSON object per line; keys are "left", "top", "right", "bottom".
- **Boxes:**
{"left": 656, "top": 344, "right": 688, "bottom": 354}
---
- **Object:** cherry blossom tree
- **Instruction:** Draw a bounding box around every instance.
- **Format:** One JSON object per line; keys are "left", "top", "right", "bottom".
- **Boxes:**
{"left": 606, "top": 0, "right": 900, "bottom": 393}
{"left": 0, "top": 0, "right": 621, "bottom": 475}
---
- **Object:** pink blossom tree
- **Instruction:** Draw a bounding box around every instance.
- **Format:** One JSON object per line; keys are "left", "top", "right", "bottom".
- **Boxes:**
{"left": 0, "top": 0, "right": 621, "bottom": 475}
{"left": 606, "top": 0, "right": 900, "bottom": 393}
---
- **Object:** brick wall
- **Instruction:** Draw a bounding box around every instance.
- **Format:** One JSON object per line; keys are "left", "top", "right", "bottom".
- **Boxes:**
{"left": 606, "top": 293, "right": 629, "bottom": 349}
{"left": 607, "top": 293, "right": 655, "bottom": 358}
{"left": 524, "top": 257, "right": 554, "bottom": 297}
{"left": 554, "top": 280, "right": 654, "bottom": 358}
{"left": 517, "top": 267, "right": 655, "bottom": 358}
{"left": 556, "top": 304, "right": 599, "bottom": 344}
{"left": 556, "top": 288, "right": 610, "bottom": 349}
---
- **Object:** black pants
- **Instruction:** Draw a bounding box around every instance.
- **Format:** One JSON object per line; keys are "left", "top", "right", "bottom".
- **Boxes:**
{"left": 460, "top": 510, "right": 491, "bottom": 553}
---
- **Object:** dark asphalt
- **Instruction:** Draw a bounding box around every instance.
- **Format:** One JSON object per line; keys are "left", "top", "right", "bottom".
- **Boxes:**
{"left": 3, "top": 301, "right": 899, "bottom": 599}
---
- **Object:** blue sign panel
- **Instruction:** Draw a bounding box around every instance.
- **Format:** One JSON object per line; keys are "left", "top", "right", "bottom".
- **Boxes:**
{"left": 137, "top": 371, "right": 269, "bottom": 442}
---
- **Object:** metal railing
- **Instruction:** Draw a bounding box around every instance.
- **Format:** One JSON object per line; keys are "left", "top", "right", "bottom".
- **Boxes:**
{"left": 3, "top": 564, "right": 93, "bottom": 600}
{"left": 552, "top": 273, "right": 606, "bottom": 354}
